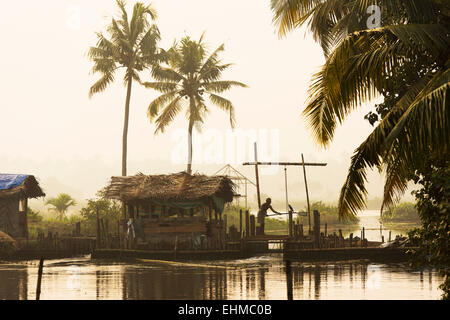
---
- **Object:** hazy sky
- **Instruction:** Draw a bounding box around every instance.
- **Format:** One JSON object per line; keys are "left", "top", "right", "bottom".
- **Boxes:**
{"left": 0, "top": 1, "right": 413, "bottom": 212}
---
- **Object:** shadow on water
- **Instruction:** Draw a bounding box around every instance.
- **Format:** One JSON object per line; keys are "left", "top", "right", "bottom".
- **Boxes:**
{"left": 0, "top": 255, "right": 444, "bottom": 300}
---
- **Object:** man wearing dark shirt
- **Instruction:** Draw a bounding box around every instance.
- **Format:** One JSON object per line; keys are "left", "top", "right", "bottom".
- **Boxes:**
{"left": 257, "top": 198, "right": 281, "bottom": 235}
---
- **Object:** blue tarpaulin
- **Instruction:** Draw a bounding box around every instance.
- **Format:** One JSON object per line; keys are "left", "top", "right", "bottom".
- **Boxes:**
{"left": 0, "top": 174, "right": 29, "bottom": 191}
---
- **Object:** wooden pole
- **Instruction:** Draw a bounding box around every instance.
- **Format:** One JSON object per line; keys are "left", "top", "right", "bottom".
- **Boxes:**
{"left": 244, "top": 180, "right": 248, "bottom": 209}
{"left": 224, "top": 214, "right": 228, "bottom": 237}
{"left": 23, "top": 198, "right": 29, "bottom": 240}
{"left": 254, "top": 143, "right": 262, "bottom": 209}
{"left": 324, "top": 223, "right": 327, "bottom": 237}
{"left": 389, "top": 231, "right": 392, "bottom": 242}
{"left": 239, "top": 209, "right": 243, "bottom": 238}
{"left": 245, "top": 210, "right": 250, "bottom": 239}
{"left": 36, "top": 257, "right": 44, "bottom": 300}
{"left": 301, "top": 154, "right": 312, "bottom": 233}
{"left": 288, "top": 210, "right": 293, "bottom": 238}
{"left": 313, "top": 210, "right": 320, "bottom": 248}
{"left": 250, "top": 215, "right": 256, "bottom": 237}
{"left": 284, "top": 166, "right": 289, "bottom": 214}
{"left": 285, "top": 260, "right": 293, "bottom": 300}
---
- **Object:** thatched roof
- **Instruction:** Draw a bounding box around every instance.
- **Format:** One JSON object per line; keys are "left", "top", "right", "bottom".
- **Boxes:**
{"left": 0, "top": 230, "right": 18, "bottom": 256}
{"left": 104, "top": 172, "right": 235, "bottom": 203}
{"left": 0, "top": 174, "right": 45, "bottom": 199}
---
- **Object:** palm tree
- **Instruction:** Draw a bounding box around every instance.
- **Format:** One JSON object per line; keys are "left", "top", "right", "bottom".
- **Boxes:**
{"left": 45, "top": 193, "right": 77, "bottom": 221}
{"left": 271, "top": 0, "right": 450, "bottom": 219}
{"left": 143, "top": 35, "right": 248, "bottom": 174}
{"left": 88, "top": 0, "right": 162, "bottom": 176}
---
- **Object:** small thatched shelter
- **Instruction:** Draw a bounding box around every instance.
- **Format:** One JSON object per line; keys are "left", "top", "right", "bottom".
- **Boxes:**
{"left": 0, "top": 174, "right": 45, "bottom": 239}
{"left": 104, "top": 172, "right": 235, "bottom": 249}
{"left": 0, "top": 230, "right": 18, "bottom": 257}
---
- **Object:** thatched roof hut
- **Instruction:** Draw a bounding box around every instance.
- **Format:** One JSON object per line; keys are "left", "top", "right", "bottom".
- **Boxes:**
{"left": 0, "top": 174, "right": 45, "bottom": 239}
{"left": 105, "top": 172, "right": 234, "bottom": 203}
{"left": 0, "top": 174, "right": 45, "bottom": 199}
{"left": 104, "top": 173, "right": 235, "bottom": 250}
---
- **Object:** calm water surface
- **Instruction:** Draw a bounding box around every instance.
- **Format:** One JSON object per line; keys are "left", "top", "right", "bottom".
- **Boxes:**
{"left": 1, "top": 210, "right": 440, "bottom": 300}
{"left": 0, "top": 255, "right": 443, "bottom": 300}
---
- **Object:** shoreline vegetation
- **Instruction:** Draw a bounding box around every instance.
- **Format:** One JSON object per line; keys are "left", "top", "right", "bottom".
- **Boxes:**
{"left": 27, "top": 195, "right": 424, "bottom": 239}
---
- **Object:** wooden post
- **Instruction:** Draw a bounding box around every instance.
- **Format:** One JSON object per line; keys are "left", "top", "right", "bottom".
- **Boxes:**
{"left": 285, "top": 260, "right": 293, "bottom": 300}
{"left": 382, "top": 235, "right": 385, "bottom": 243}
{"left": 288, "top": 210, "right": 293, "bottom": 238}
{"left": 350, "top": 233, "right": 353, "bottom": 247}
{"left": 250, "top": 215, "right": 256, "bottom": 237}
{"left": 313, "top": 210, "right": 320, "bottom": 248}
{"left": 302, "top": 154, "right": 312, "bottom": 234}
{"left": 208, "top": 204, "right": 212, "bottom": 221}
{"left": 254, "top": 143, "right": 262, "bottom": 209}
{"left": 36, "top": 257, "right": 44, "bottom": 300}
{"left": 324, "top": 223, "right": 327, "bottom": 237}
{"left": 239, "top": 209, "right": 243, "bottom": 238}
{"left": 245, "top": 210, "right": 250, "bottom": 238}
{"left": 389, "top": 231, "right": 391, "bottom": 242}
{"left": 338, "top": 229, "right": 343, "bottom": 248}
{"left": 299, "top": 224, "right": 303, "bottom": 239}
{"left": 224, "top": 214, "right": 228, "bottom": 237}
{"left": 23, "top": 198, "right": 29, "bottom": 240}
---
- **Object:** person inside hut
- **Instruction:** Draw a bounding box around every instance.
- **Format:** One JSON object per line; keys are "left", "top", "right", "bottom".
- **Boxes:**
{"left": 257, "top": 198, "right": 281, "bottom": 235}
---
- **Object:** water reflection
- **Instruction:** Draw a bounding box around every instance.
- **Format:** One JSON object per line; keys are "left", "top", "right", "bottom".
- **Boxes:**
{"left": 0, "top": 256, "right": 443, "bottom": 300}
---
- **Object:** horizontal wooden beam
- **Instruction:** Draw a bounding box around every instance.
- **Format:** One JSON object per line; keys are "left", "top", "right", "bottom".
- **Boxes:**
{"left": 242, "top": 162, "right": 327, "bottom": 167}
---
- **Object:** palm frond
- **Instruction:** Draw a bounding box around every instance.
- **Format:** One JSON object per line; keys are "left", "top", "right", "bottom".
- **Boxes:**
{"left": 154, "top": 96, "right": 183, "bottom": 133}
{"left": 203, "top": 81, "right": 248, "bottom": 93}
{"left": 142, "top": 81, "right": 179, "bottom": 93}
{"left": 89, "top": 72, "right": 116, "bottom": 97}
{"left": 147, "top": 91, "right": 179, "bottom": 119}
{"left": 208, "top": 93, "right": 236, "bottom": 128}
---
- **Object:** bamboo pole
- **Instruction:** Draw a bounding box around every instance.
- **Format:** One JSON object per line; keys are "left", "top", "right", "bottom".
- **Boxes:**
{"left": 301, "top": 154, "right": 312, "bottom": 233}
{"left": 36, "top": 257, "right": 44, "bottom": 300}
{"left": 239, "top": 209, "right": 243, "bottom": 238}
{"left": 254, "top": 143, "right": 262, "bottom": 209}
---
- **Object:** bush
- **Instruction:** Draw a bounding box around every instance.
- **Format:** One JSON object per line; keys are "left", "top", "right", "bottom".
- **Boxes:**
{"left": 381, "top": 202, "right": 420, "bottom": 223}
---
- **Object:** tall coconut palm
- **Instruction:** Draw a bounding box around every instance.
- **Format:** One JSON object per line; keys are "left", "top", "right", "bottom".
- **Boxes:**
{"left": 45, "top": 193, "right": 77, "bottom": 221}
{"left": 88, "top": 0, "right": 162, "bottom": 176}
{"left": 143, "top": 35, "right": 248, "bottom": 174}
{"left": 271, "top": 0, "right": 450, "bottom": 219}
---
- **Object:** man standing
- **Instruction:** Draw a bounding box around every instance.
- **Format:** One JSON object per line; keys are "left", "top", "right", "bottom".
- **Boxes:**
{"left": 257, "top": 198, "right": 281, "bottom": 235}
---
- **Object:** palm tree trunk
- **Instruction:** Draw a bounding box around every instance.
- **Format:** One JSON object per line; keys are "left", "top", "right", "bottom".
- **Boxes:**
{"left": 122, "top": 76, "right": 133, "bottom": 176}
{"left": 187, "top": 120, "right": 194, "bottom": 175}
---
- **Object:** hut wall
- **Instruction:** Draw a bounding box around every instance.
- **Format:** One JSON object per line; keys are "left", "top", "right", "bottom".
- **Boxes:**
{"left": 0, "top": 196, "right": 23, "bottom": 238}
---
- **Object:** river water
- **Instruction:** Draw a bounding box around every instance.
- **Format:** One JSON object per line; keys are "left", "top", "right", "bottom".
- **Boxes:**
{"left": 0, "top": 210, "right": 444, "bottom": 300}
{"left": 0, "top": 256, "right": 443, "bottom": 300}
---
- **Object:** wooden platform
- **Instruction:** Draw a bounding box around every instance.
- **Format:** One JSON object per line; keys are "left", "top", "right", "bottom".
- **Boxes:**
{"left": 91, "top": 249, "right": 250, "bottom": 261}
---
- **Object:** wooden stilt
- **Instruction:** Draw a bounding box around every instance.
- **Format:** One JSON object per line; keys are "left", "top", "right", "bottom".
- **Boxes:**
{"left": 36, "top": 257, "right": 44, "bottom": 300}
